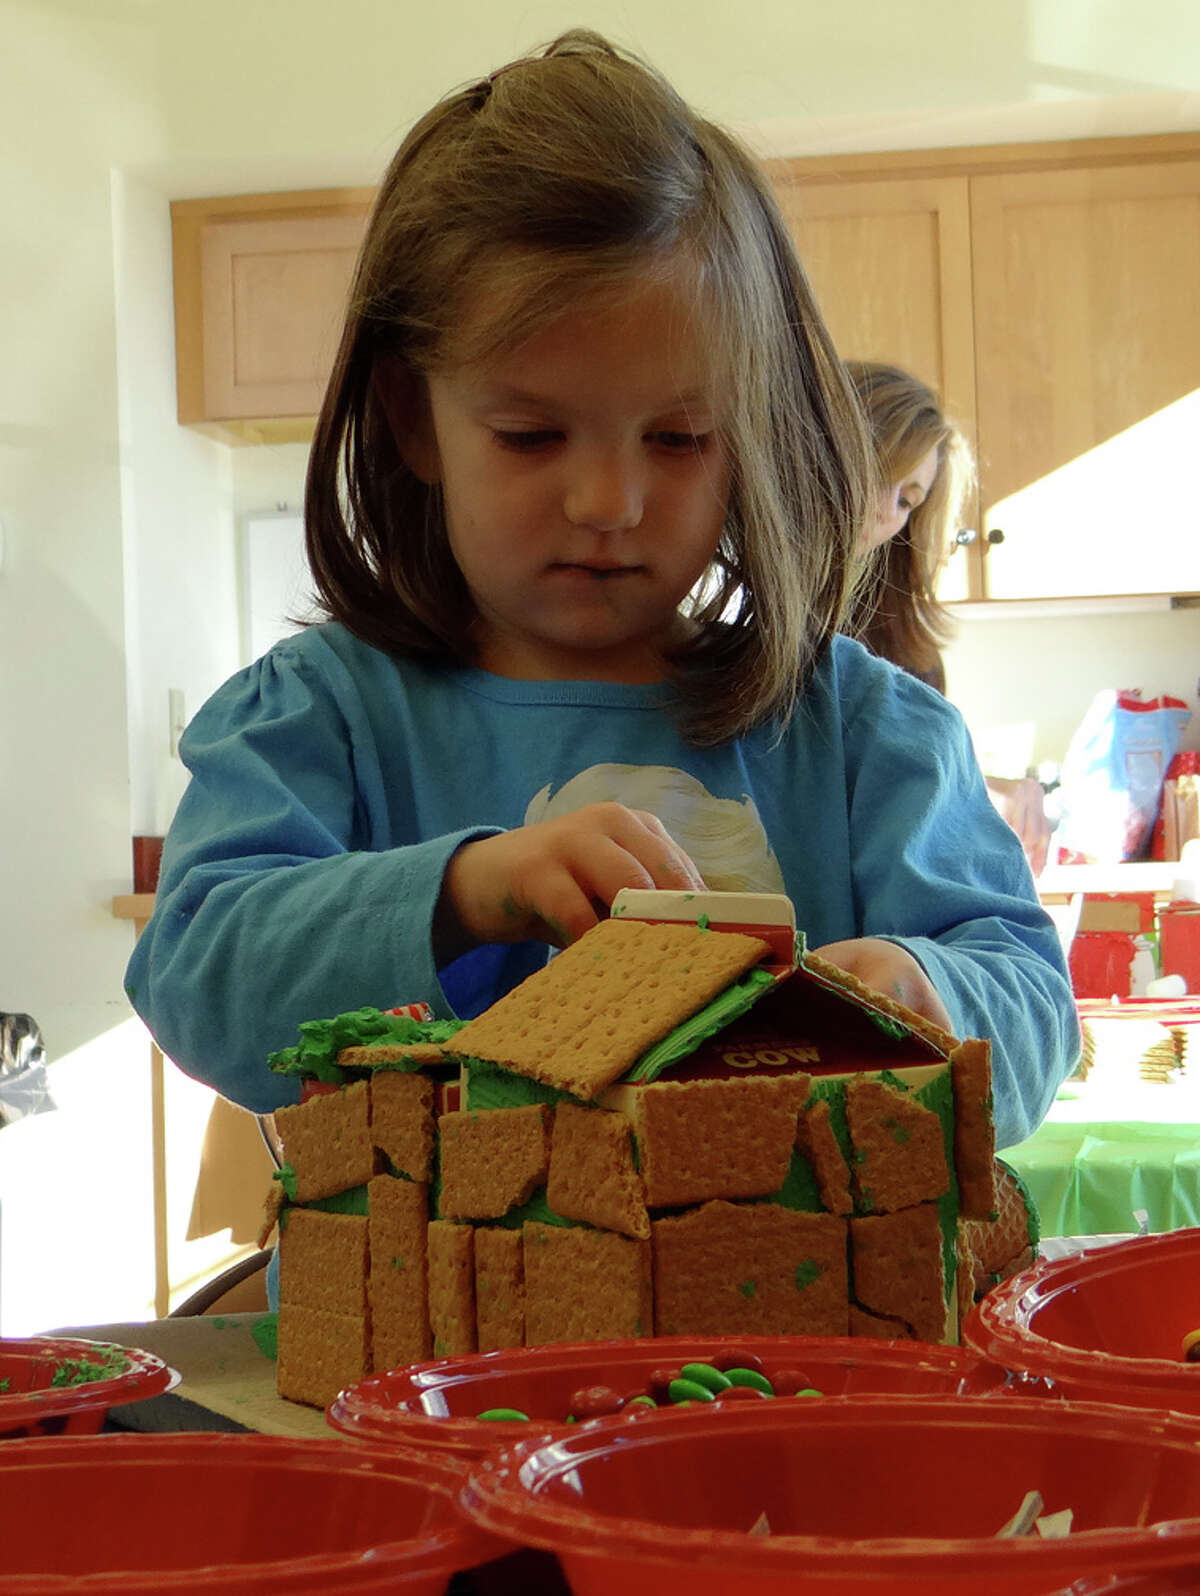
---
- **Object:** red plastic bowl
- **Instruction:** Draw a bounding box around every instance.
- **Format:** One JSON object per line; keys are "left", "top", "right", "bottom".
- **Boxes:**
{"left": 0, "top": 1433, "right": 501, "bottom": 1593}
{"left": 965, "top": 1228, "right": 1200, "bottom": 1414}
{"left": 327, "top": 1333, "right": 1007, "bottom": 1460}
{"left": 461, "top": 1396, "right": 1200, "bottom": 1595}
{"left": 0, "top": 1337, "right": 178, "bottom": 1440}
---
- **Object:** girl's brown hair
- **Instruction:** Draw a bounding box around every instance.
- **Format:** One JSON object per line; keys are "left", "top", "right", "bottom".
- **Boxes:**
{"left": 306, "top": 29, "right": 874, "bottom": 745}
{"left": 845, "top": 361, "right": 975, "bottom": 693}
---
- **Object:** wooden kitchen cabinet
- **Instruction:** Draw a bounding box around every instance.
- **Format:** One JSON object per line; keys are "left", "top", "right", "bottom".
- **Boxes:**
{"left": 171, "top": 189, "right": 373, "bottom": 444}
{"left": 171, "top": 138, "right": 1200, "bottom": 600}
{"left": 769, "top": 132, "right": 1200, "bottom": 601}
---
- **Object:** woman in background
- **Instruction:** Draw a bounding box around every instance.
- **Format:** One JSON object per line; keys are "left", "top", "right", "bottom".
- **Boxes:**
{"left": 847, "top": 360, "right": 1051, "bottom": 875}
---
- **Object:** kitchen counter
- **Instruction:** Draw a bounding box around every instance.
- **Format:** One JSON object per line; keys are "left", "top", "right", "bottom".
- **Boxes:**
{"left": 1036, "top": 860, "right": 1179, "bottom": 904}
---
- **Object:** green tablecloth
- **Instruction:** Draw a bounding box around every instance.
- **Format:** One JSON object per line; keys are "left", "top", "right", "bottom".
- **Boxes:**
{"left": 1005, "top": 1119, "right": 1200, "bottom": 1238}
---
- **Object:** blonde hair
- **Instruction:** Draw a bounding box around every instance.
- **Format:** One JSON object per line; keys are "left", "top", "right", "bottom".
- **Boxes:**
{"left": 306, "top": 29, "right": 874, "bottom": 745}
{"left": 845, "top": 361, "right": 975, "bottom": 690}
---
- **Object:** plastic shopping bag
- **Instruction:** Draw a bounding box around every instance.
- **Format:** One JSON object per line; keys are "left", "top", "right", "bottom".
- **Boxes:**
{"left": 1055, "top": 689, "right": 1191, "bottom": 864}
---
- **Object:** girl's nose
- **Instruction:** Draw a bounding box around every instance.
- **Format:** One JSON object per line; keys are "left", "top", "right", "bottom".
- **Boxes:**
{"left": 564, "top": 448, "right": 644, "bottom": 531}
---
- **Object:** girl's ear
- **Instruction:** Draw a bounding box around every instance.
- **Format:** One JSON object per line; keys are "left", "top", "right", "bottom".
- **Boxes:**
{"left": 372, "top": 359, "right": 442, "bottom": 484}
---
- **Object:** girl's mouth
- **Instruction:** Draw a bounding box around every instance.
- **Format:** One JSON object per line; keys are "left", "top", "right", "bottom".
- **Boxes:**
{"left": 553, "top": 562, "right": 640, "bottom": 580}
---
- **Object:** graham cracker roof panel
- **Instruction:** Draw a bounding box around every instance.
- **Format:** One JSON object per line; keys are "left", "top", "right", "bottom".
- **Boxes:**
{"left": 451, "top": 917, "right": 771, "bottom": 1100}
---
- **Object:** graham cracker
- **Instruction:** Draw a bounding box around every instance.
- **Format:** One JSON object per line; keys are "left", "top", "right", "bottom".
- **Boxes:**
{"left": 367, "top": 1174, "right": 431, "bottom": 1371}
{"left": 850, "top": 1203, "right": 950, "bottom": 1344}
{"left": 800, "top": 949, "right": 958, "bottom": 1058}
{"left": 959, "top": 1159, "right": 1038, "bottom": 1304}
{"left": 523, "top": 1223, "right": 652, "bottom": 1345}
{"left": 845, "top": 1079, "right": 950, "bottom": 1213}
{"left": 795, "top": 1098, "right": 853, "bottom": 1216}
{"left": 954, "top": 1234, "right": 980, "bottom": 1332}
{"left": 369, "top": 1070, "right": 435, "bottom": 1182}
{"left": 427, "top": 1220, "right": 476, "bottom": 1356}
{"left": 652, "top": 1200, "right": 848, "bottom": 1337}
{"left": 277, "top": 1303, "right": 370, "bottom": 1409}
{"left": 849, "top": 1303, "right": 915, "bottom": 1340}
{"left": 635, "top": 1073, "right": 811, "bottom": 1208}
{"left": 950, "top": 1039, "right": 998, "bottom": 1220}
{"left": 257, "top": 1179, "right": 285, "bottom": 1249}
{"left": 277, "top": 1208, "right": 368, "bottom": 1318}
{"left": 437, "top": 1104, "right": 551, "bottom": 1220}
{"left": 474, "top": 1225, "right": 526, "bottom": 1352}
{"left": 338, "top": 1042, "right": 450, "bottom": 1068}
{"left": 451, "top": 918, "right": 771, "bottom": 1100}
{"left": 274, "top": 1081, "right": 374, "bottom": 1201}
{"left": 546, "top": 1101, "right": 649, "bottom": 1239}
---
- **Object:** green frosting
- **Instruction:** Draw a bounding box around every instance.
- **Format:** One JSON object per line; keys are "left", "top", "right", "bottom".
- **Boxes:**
{"left": 624, "top": 967, "right": 777, "bottom": 1083}
{"left": 758, "top": 1146, "right": 823, "bottom": 1213}
{"left": 250, "top": 1314, "right": 278, "bottom": 1361}
{"left": 305, "top": 1184, "right": 369, "bottom": 1216}
{"left": 464, "top": 1060, "right": 571, "bottom": 1111}
{"left": 49, "top": 1347, "right": 129, "bottom": 1387}
{"left": 268, "top": 1007, "right": 463, "bottom": 1084}
{"left": 273, "top": 1163, "right": 298, "bottom": 1201}
{"left": 482, "top": 1185, "right": 581, "bottom": 1231}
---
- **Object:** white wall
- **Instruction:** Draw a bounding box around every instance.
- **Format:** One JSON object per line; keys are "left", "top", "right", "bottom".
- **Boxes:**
{"left": 114, "top": 172, "right": 239, "bottom": 837}
{"left": 4, "top": 0, "right": 1200, "bottom": 1083}
{"left": 2, "top": 4, "right": 156, "bottom": 1060}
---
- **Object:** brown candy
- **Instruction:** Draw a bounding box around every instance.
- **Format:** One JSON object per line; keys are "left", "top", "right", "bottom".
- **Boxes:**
{"left": 771, "top": 1367, "right": 815, "bottom": 1396}
{"left": 568, "top": 1384, "right": 625, "bottom": 1419}
{"left": 647, "top": 1366, "right": 681, "bottom": 1399}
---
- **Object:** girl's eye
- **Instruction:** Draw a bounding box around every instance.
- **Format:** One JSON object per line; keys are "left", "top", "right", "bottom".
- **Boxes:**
{"left": 492, "top": 430, "right": 560, "bottom": 452}
{"left": 653, "top": 431, "right": 710, "bottom": 453}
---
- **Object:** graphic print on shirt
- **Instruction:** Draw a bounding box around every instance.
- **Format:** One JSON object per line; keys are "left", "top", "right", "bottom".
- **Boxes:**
{"left": 524, "top": 763, "right": 785, "bottom": 893}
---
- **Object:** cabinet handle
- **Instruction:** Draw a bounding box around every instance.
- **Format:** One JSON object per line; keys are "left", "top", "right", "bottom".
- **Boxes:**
{"left": 986, "top": 528, "right": 1006, "bottom": 546}
{"left": 953, "top": 528, "right": 977, "bottom": 547}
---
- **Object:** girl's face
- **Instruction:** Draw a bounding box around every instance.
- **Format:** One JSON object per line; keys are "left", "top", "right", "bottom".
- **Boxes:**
{"left": 400, "top": 277, "right": 731, "bottom": 682}
{"left": 865, "top": 444, "right": 940, "bottom": 550}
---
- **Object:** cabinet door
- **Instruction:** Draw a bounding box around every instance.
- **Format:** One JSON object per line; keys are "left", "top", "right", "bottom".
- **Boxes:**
{"left": 172, "top": 193, "right": 373, "bottom": 439}
{"left": 773, "top": 174, "right": 980, "bottom": 600}
{"left": 971, "top": 160, "right": 1200, "bottom": 598}
{"left": 199, "top": 210, "right": 367, "bottom": 422}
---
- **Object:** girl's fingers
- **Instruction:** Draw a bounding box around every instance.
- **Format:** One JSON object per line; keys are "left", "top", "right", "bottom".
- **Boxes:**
{"left": 814, "top": 937, "right": 954, "bottom": 1032}
{"left": 624, "top": 808, "right": 706, "bottom": 890}
{"left": 440, "top": 803, "right": 706, "bottom": 952}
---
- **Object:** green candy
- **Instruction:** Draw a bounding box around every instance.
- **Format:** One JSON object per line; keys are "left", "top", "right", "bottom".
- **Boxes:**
{"left": 723, "top": 1367, "right": 774, "bottom": 1394}
{"left": 678, "top": 1362, "right": 732, "bottom": 1394}
{"left": 476, "top": 1407, "right": 530, "bottom": 1422}
{"left": 667, "top": 1377, "right": 715, "bottom": 1404}
{"left": 626, "top": 1394, "right": 658, "bottom": 1408}
{"left": 794, "top": 1388, "right": 823, "bottom": 1398}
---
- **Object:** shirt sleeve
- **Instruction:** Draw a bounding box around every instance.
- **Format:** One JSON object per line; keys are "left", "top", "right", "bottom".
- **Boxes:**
{"left": 837, "top": 650, "right": 1080, "bottom": 1150}
{"left": 123, "top": 643, "right": 502, "bottom": 1114}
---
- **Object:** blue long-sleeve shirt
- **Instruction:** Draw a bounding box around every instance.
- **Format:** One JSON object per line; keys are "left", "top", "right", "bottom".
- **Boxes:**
{"left": 125, "top": 622, "right": 1078, "bottom": 1146}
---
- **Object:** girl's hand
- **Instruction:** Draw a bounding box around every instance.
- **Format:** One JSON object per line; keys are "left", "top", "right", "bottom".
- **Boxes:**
{"left": 436, "top": 802, "right": 706, "bottom": 956}
{"left": 811, "top": 937, "right": 954, "bottom": 1033}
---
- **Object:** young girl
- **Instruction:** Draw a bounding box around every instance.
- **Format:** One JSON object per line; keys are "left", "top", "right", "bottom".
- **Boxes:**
{"left": 127, "top": 32, "right": 1077, "bottom": 1152}
{"left": 846, "top": 360, "right": 1052, "bottom": 874}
